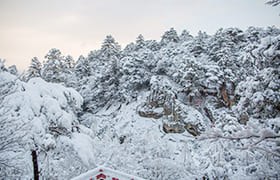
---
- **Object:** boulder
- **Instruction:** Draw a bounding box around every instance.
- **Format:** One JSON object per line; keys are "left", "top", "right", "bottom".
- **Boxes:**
{"left": 138, "top": 107, "right": 164, "bottom": 119}
{"left": 184, "top": 123, "right": 200, "bottom": 136}
{"left": 163, "top": 123, "right": 185, "bottom": 133}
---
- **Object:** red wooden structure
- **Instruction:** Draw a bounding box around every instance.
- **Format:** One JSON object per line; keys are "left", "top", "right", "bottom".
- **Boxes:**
{"left": 72, "top": 167, "right": 144, "bottom": 180}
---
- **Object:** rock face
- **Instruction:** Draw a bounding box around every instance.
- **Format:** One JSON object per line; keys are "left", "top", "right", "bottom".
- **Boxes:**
{"left": 163, "top": 123, "right": 185, "bottom": 133}
{"left": 219, "top": 82, "right": 236, "bottom": 108}
{"left": 184, "top": 123, "right": 200, "bottom": 136}
{"left": 138, "top": 90, "right": 206, "bottom": 136}
{"left": 139, "top": 110, "right": 163, "bottom": 119}
{"left": 138, "top": 106, "right": 164, "bottom": 119}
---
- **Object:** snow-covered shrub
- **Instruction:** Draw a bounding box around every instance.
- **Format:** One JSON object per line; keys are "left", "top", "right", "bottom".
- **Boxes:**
{"left": 0, "top": 74, "right": 85, "bottom": 178}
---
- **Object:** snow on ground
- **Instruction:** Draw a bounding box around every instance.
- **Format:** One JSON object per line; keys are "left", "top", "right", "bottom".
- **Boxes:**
{"left": 70, "top": 91, "right": 280, "bottom": 180}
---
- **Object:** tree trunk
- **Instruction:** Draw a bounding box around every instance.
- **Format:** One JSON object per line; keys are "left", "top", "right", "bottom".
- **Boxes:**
{"left": 32, "top": 150, "right": 39, "bottom": 180}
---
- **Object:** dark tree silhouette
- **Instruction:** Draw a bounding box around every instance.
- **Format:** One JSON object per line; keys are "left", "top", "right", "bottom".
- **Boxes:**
{"left": 266, "top": 0, "right": 280, "bottom": 6}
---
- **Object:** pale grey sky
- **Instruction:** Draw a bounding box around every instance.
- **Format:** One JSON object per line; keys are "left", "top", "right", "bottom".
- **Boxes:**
{"left": 0, "top": 0, "right": 279, "bottom": 71}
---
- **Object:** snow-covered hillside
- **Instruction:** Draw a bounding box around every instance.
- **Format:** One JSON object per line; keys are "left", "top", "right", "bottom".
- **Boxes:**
{"left": 0, "top": 26, "right": 280, "bottom": 179}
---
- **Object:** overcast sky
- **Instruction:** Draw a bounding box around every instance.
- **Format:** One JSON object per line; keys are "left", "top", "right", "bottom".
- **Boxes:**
{"left": 0, "top": 0, "right": 279, "bottom": 71}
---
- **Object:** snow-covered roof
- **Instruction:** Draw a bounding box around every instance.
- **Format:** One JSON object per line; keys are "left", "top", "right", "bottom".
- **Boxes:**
{"left": 71, "top": 167, "right": 145, "bottom": 180}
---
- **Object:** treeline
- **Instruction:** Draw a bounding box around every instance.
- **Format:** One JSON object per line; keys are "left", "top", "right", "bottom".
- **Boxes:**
{"left": 18, "top": 26, "right": 280, "bottom": 119}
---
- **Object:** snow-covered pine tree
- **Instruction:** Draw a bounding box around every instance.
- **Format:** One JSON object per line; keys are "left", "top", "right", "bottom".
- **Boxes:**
{"left": 160, "top": 27, "right": 179, "bottom": 46}
{"left": 79, "top": 36, "right": 124, "bottom": 113}
{"left": 123, "top": 42, "right": 136, "bottom": 54}
{"left": 235, "top": 34, "right": 280, "bottom": 118}
{"left": 120, "top": 55, "right": 151, "bottom": 99}
{"left": 41, "top": 48, "right": 65, "bottom": 83}
{"left": 179, "top": 29, "right": 193, "bottom": 42}
{"left": 135, "top": 34, "right": 145, "bottom": 50}
{"left": 62, "top": 55, "right": 75, "bottom": 87}
{"left": 74, "top": 55, "right": 90, "bottom": 79}
{"left": 7, "top": 65, "right": 18, "bottom": 76}
{"left": 100, "top": 35, "right": 123, "bottom": 103}
{"left": 63, "top": 55, "right": 75, "bottom": 70}
{"left": 145, "top": 39, "right": 161, "bottom": 51}
{"left": 191, "top": 30, "right": 210, "bottom": 57}
{"left": 100, "top": 35, "right": 121, "bottom": 60}
{"left": 26, "top": 57, "right": 42, "bottom": 81}
{"left": 208, "top": 28, "right": 245, "bottom": 83}
{"left": 0, "top": 59, "right": 7, "bottom": 71}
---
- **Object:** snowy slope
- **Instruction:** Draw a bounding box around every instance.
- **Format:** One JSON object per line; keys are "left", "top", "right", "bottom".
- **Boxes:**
{"left": 1, "top": 27, "right": 280, "bottom": 180}
{"left": 72, "top": 90, "right": 280, "bottom": 180}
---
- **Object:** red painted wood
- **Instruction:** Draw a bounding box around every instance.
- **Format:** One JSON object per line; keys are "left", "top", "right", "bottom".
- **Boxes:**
{"left": 96, "top": 173, "right": 106, "bottom": 179}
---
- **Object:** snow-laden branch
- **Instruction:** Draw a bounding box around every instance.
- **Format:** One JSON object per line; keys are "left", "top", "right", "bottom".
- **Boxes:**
{"left": 198, "top": 129, "right": 280, "bottom": 141}
{"left": 183, "top": 128, "right": 280, "bottom": 157}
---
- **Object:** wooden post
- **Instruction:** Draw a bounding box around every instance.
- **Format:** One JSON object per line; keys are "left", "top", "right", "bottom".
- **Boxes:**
{"left": 32, "top": 150, "right": 39, "bottom": 180}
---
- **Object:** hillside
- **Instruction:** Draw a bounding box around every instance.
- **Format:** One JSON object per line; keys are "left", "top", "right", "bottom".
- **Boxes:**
{"left": 0, "top": 26, "right": 280, "bottom": 179}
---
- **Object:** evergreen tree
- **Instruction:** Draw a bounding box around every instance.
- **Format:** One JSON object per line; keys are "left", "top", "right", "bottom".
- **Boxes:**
{"left": 100, "top": 35, "right": 122, "bottom": 100}
{"left": 209, "top": 28, "right": 244, "bottom": 72}
{"left": 7, "top": 65, "right": 18, "bottom": 76}
{"left": 74, "top": 55, "right": 90, "bottom": 79}
{"left": 135, "top": 34, "right": 145, "bottom": 50}
{"left": 26, "top": 57, "right": 42, "bottom": 81}
{"left": 190, "top": 30, "right": 210, "bottom": 57}
{"left": 41, "top": 48, "right": 64, "bottom": 83}
{"left": 100, "top": 35, "right": 121, "bottom": 60}
{"left": 62, "top": 55, "right": 75, "bottom": 87}
{"left": 160, "top": 28, "right": 179, "bottom": 46}
{"left": 120, "top": 56, "right": 150, "bottom": 93}
{"left": 123, "top": 42, "right": 136, "bottom": 54}
{"left": 179, "top": 30, "right": 193, "bottom": 42}
{"left": 0, "top": 59, "right": 6, "bottom": 71}
{"left": 145, "top": 40, "right": 161, "bottom": 51}
{"left": 63, "top": 55, "right": 75, "bottom": 69}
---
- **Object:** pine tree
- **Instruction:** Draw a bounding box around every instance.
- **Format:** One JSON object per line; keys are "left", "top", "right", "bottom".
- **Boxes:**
{"left": 179, "top": 30, "right": 193, "bottom": 42}
{"left": 74, "top": 55, "right": 90, "bottom": 78}
{"left": 209, "top": 28, "right": 244, "bottom": 72}
{"left": 0, "top": 59, "right": 7, "bottom": 72}
{"left": 41, "top": 48, "right": 64, "bottom": 83}
{"left": 100, "top": 35, "right": 121, "bottom": 60}
{"left": 26, "top": 57, "right": 42, "bottom": 81}
{"left": 100, "top": 35, "right": 123, "bottom": 102}
{"left": 135, "top": 34, "right": 145, "bottom": 50}
{"left": 63, "top": 55, "right": 75, "bottom": 69}
{"left": 190, "top": 30, "right": 210, "bottom": 57}
{"left": 61, "top": 55, "right": 75, "bottom": 87}
{"left": 123, "top": 42, "right": 136, "bottom": 54}
{"left": 7, "top": 65, "right": 18, "bottom": 75}
{"left": 160, "top": 28, "right": 179, "bottom": 46}
{"left": 145, "top": 40, "right": 160, "bottom": 51}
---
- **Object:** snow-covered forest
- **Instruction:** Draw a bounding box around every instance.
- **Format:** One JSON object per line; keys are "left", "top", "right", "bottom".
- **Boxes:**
{"left": 0, "top": 26, "right": 280, "bottom": 179}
